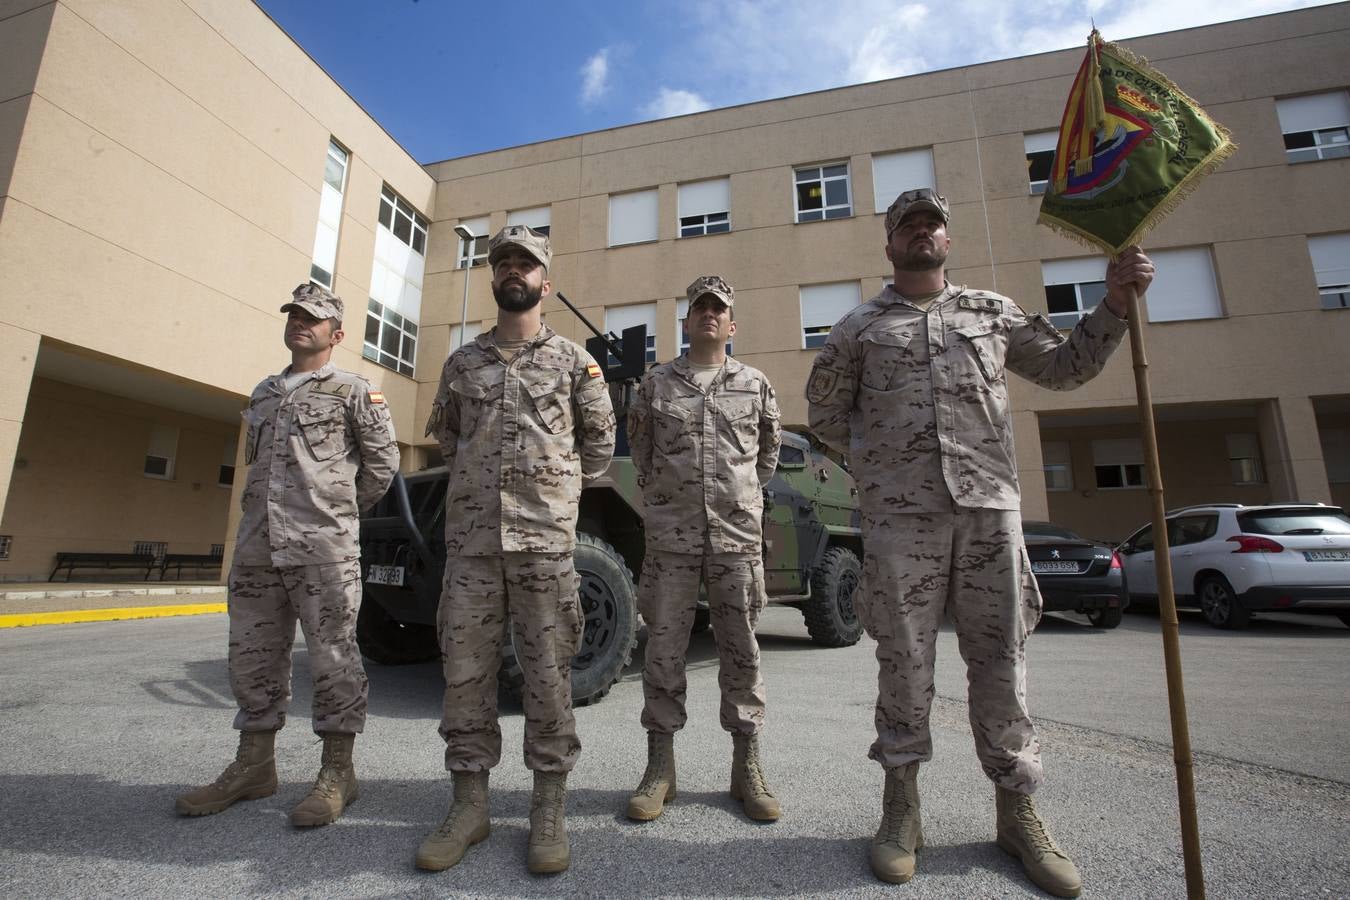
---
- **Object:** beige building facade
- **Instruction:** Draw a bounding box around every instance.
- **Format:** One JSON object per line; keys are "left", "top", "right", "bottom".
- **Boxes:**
{"left": 1, "top": 1, "right": 1347, "bottom": 579}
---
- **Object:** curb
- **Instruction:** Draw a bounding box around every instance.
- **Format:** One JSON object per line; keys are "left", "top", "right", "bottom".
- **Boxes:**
{"left": 0, "top": 603, "right": 228, "bottom": 628}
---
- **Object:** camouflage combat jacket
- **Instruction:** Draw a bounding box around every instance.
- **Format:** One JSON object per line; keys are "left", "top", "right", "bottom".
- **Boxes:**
{"left": 234, "top": 363, "right": 400, "bottom": 567}
{"left": 627, "top": 356, "right": 782, "bottom": 554}
{"left": 426, "top": 325, "right": 615, "bottom": 556}
{"left": 806, "top": 284, "right": 1126, "bottom": 514}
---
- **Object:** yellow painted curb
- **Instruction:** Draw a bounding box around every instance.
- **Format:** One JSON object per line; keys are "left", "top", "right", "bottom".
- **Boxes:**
{"left": 0, "top": 603, "right": 227, "bottom": 628}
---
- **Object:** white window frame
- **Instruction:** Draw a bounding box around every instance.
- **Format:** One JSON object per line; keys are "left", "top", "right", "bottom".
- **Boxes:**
{"left": 144, "top": 424, "right": 179, "bottom": 480}
{"left": 378, "top": 185, "right": 428, "bottom": 255}
{"left": 1225, "top": 433, "right": 1265, "bottom": 485}
{"left": 675, "top": 298, "right": 732, "bottom": 356}
{"left": 604, "top": 303, "right": 657, "bottom": 364}
{"left": 1308, "top": 233, "right": 1350, "bottom": 310}
{"left": 363, "top": 298, "right": 417, "bottom": 377}
{"left": 1042, "top": 440, "right": 1073, "bottom": 491}
{"left": 608, "top": 189, "right": 659, "bottom": 247}
{"left": 367, "top": 186, "right": 428, "bottom": 377}
{"left": 1277, "top": 91, "right": 1350, "bottom": 164}
{"left": 794, "top": 162, "right": 852, "bottom": 223}
{"left": 455, "top": 215, "right": 490, "bottom": 268}
{"left": 507, "top": 206, "right": 551, "bottom": 236}
{"left": 310, "top": 138, "right": 349, "bottom": 288}
{"left": 1147, "top": 247, "right": 1223, "bottom": 323}
{"left": 871, "top": 148, "right": 935, "bottom": 213}
{"left": 1092, "top": 438, "right": 1145, "bottom": 490}
{"left": 450, "top": 321, "right": 483, "bottom": 350}
{"left": 1024, "top": 131, "right": 1058, "bottom": 195}
{"left": 1041, "top": 257, "right": 1107, "bottom": 329}
{"left": 678, "top": 178, "right": 731, "bottom": 238}
{"left": 800, "top": 282, "right": 861, "bottom": 349}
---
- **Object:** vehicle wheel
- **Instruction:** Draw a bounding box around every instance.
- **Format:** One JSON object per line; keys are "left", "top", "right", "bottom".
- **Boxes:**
{"left": 500, "top": 533, "right": 639, "bottom": 708}
{"left": 1198, "top": 575, "right": 1251, "bottom": 630}
{"left": 355, "top": 596, "right": 440, "bottom": 664}
{"left": 1338, "top": 613, "right": 1350, "bottom": 629}
{"left": 1087, "top": 607, "right": 1123, "bottom": 629}
{"left": 692, "top": 605, "right": 711, "bottom": 634}
{"left": 803, "top": 546, "right": 864, "bottom": 647}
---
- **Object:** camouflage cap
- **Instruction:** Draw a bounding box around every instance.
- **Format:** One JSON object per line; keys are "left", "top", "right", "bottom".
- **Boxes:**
{"left": 487, "top": 224, "right": 551, "bottom": 269}
{"left": 281, "top": 282, "right": 344, "bottom": 323}
{"left": 885, "top": 187, "right": 950, "bottom": 236}
{"left": 686, "top": 274, "right": 734, "bottom": 308}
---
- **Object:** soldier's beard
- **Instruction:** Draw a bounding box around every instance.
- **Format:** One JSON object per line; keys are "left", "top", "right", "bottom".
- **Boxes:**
{"left": 492, "top": 281, "right": 543, "bottom": 313}
{"left": 897, "top": 242, "right": 948, "bottom": 271}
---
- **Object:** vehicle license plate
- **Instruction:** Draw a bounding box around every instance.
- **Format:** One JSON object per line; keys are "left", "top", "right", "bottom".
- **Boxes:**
{"left": 1032, "top": 561, "right": 1080, "bottom": 574}
{"left": 367, "top": 565, "right": 405, "bottom": 586}
{"left": 1304, "top": 550, "right": 1350, "bottom": 561}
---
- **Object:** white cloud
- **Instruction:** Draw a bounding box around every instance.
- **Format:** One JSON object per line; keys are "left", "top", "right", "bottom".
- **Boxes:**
{"left": 580, "top": 49, "right": 610, "bottom": 106}
{"left": 846, "top": 6, "right": 931, "bottom": 84}
{"left": 642, "top": 88, "right": 713, "bottom": 119}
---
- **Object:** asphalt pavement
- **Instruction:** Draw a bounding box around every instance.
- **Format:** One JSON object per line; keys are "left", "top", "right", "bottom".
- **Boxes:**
{"left": 0, "top": 605, "right": 1346, "bottom": 898}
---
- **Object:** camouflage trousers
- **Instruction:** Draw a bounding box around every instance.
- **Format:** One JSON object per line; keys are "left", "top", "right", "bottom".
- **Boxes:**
{"left": 437, "top": 552, "right": 583, "bottom": 774}
{"left": 639, "top": 549, "right": 767, "bottom": 736}
{"left": 858, "top": 507, "right": 1045, "bottom": 792}
{"left": 227, "top": 562, "right": 367, "bottom": 734}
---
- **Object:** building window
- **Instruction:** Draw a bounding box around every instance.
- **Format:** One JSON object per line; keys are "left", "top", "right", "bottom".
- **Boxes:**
{"left": 218, "top": 438, "right": 237, "bottom": 488}
{"left": 1276, "top": 91, "right": 1350, "bottom": 163}
{"left": 1092, "top": 438, "right": 1145, "bottom": 490}
{"left": 144, "top": 424, "right": 179, "bottom": 479}
{"left": 800, "top": 282, "right": 861, "bottom": 348}
{"left": 1042, "top": 441, "right": 1073, "bottom": 491}
{"left": 366, "top": 185, "right": 427, "bottom": 377}
{"left": 134, "top": 540, "right": 167, "bottom": 561}
{"left": 1226, "top": 433, "right": 1264, "bottom": 485}
{"left": 1024, "top": 132, "right": 1057, "bottom": 194}
{"left": 795, "top": 163, "right": 851, "bottom": 222}
{"left": 609, "top": 189, "right": 659, "bottom": 246}
{"left": 604, "top": 303, "right": 657, "bottom": 364}
{"left": 678, "top": 178, "right": 730, "bottom": 237}
{"left": 676, "top": 298, "right": 732, "bottom": 356}
{"left": 310, "top": 139, "right": 348, "bottom": 288}
{"left": 1322, "top": 428, "right": 1350, "bottom": 483}
{"left": 871, "top": 148, "right": 934, "bottom": 213}
{"left": 450, "top": 321, "right": 483, "bottom": 350}
{"left": 210, "top": 544, "right": 225, "bottom": 559}
{"left": 0, "top": 535, "right": 11, "bottom": 560}
{"left": 455, "top": 215, "right": 490, "bottom": 268}
{"left": 507, "top": 206, "right": 551, "bottom": 237}
{"left": 1041, "top": 257, "right": 1107, "bottom": 329}
{"left": 1308, "top": 233, "right": 1350, "bottom": 310}
{"left": 1147, "top": 247, "right": 1223, "bottom": 322}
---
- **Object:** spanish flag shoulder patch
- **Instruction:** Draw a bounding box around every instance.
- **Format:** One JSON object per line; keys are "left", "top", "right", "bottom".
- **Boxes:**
{"left": 586, "top": 362, "right": 602, "bottom": 379}
{"left": 368, "top": 390, "right": 386, "bottom": 404}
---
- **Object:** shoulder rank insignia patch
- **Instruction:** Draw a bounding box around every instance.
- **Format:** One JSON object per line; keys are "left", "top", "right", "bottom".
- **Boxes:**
{"left": 367, "top": 390, "right": 385, "bottom": 404}
{"left": 806, "top": 367, "right": 839, "bottom": 404}
{"left": 958, "top": 295, "right": 1003, "bottom": 314}
{"left": 310, "top": 381, "right": 352, "bottom": 397}
{"left": 586, "top": 362, "right": 602, "bottom": 379}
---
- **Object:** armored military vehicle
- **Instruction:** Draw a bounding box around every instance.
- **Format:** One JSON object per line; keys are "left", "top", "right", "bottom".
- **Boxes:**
{"left": 356, "top": 301, "right": 863, "bottom": 706}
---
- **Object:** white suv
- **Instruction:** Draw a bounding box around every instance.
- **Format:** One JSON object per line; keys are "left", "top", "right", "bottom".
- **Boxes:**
{"left": 1117, "top": 503, "right": 1350, "bottom": 629}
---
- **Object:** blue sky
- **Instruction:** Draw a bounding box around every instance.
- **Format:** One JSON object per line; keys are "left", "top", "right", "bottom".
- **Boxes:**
{"left": 255, "top": 0, "right": 1337, "bottom": 164}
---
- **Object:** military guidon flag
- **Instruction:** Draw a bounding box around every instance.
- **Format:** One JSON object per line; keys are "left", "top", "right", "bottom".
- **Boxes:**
{"left": 1037, "top": 30, "right": 1236, "bottom": 254}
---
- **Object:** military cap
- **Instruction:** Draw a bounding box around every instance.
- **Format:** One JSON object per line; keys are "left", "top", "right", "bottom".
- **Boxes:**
{"left": 487, "top": 224, "right": 552, "bottom": 270}
{"left": 686, "top": 274, "right": 735, "bottom": 309}
{"left": 281, "top": 282, "right": 344, "bottom": 323}
{"left": 885, "top": 187, "right": 950, "bottom": 236}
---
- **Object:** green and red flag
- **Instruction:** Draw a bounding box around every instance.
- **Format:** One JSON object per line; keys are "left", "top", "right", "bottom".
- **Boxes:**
{"left": 1038, "top": 30, "right": 1236, "bottom": 254}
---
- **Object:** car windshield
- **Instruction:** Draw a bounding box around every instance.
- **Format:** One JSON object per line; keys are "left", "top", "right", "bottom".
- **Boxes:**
{"left": 1236, "top": 508, "right": 1350, "bottom": 535}
{"left": 1022, "top": 521, "right": 1080, "bottom": 540}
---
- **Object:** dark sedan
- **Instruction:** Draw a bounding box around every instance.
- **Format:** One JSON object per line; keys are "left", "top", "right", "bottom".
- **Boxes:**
{"left": 1023, "top": 520, "right": 1128, "bottom": 628}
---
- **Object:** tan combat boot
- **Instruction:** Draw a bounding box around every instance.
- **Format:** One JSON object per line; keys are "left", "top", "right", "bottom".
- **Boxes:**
{"left": 416, "top": 771, "right": 490, "bottom": 872}
{"left": 627, "top": 731, "right": 676, "bottom": 821}
{"left": 995, "top": 786, "right": 1082, "bottom": 898}
{"left": 175, "top": 730, "right": 278, "bottom": 816}
{"left": 527, "top": 771, "right": 570, "bottom": 874}
{"left": 290, "top": 732, "right": 359, "bottom": 827}
{"left": 870, "top": 762, "right": 923, "bottom": 883}
{"left": 730, "top": 733, "right": 781, "bottom": 822}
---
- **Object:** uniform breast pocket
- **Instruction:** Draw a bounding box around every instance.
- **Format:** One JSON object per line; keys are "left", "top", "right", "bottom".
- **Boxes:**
{"left": 651, "top": 396, "right": 698, "bottom": 452}
{"left": 860, "top": 330, "right": 912, "bottom": 390}
{"left": 715, "top": 391, "right": 759, "bottom": 454}
{"left": 296, "top": 408, "right": 348, "bottom": 461}
{"left": 449, "top": 376, "right": 492, "bottom": 435}
{"left": 525, "top": 372, "right": 573, "bottom": 435}
{"left": 954, "top": 321, "right": 1008, "bottom": 384}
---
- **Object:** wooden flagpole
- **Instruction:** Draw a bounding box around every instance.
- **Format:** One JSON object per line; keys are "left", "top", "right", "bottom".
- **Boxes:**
{"left": 1125, "top": 283, "right": 1205, "bottom": 899}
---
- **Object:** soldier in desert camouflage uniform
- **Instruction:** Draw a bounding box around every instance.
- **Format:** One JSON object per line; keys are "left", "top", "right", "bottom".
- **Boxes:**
{"left": 416, "top": 225, "right": 615, "bottom": 876}
{"left": 806, "top": 189, "right": 1154, "bottom": 897}
{"left": 176, "top": 283, "right": 400, "bottom": 828}
{"left": 623, "top": 275, "right": 783, "bottom": 825}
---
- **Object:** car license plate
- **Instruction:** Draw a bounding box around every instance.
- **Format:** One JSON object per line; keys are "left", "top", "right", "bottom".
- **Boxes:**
{"left": 367, "top": 565, "right": 405, "bottom": 586}
{"left": 1304, "top": 550, "right": 1350, "bottom": 561}
{"left": 1032, "top": 561, "right": 1080, "bottom": 574}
